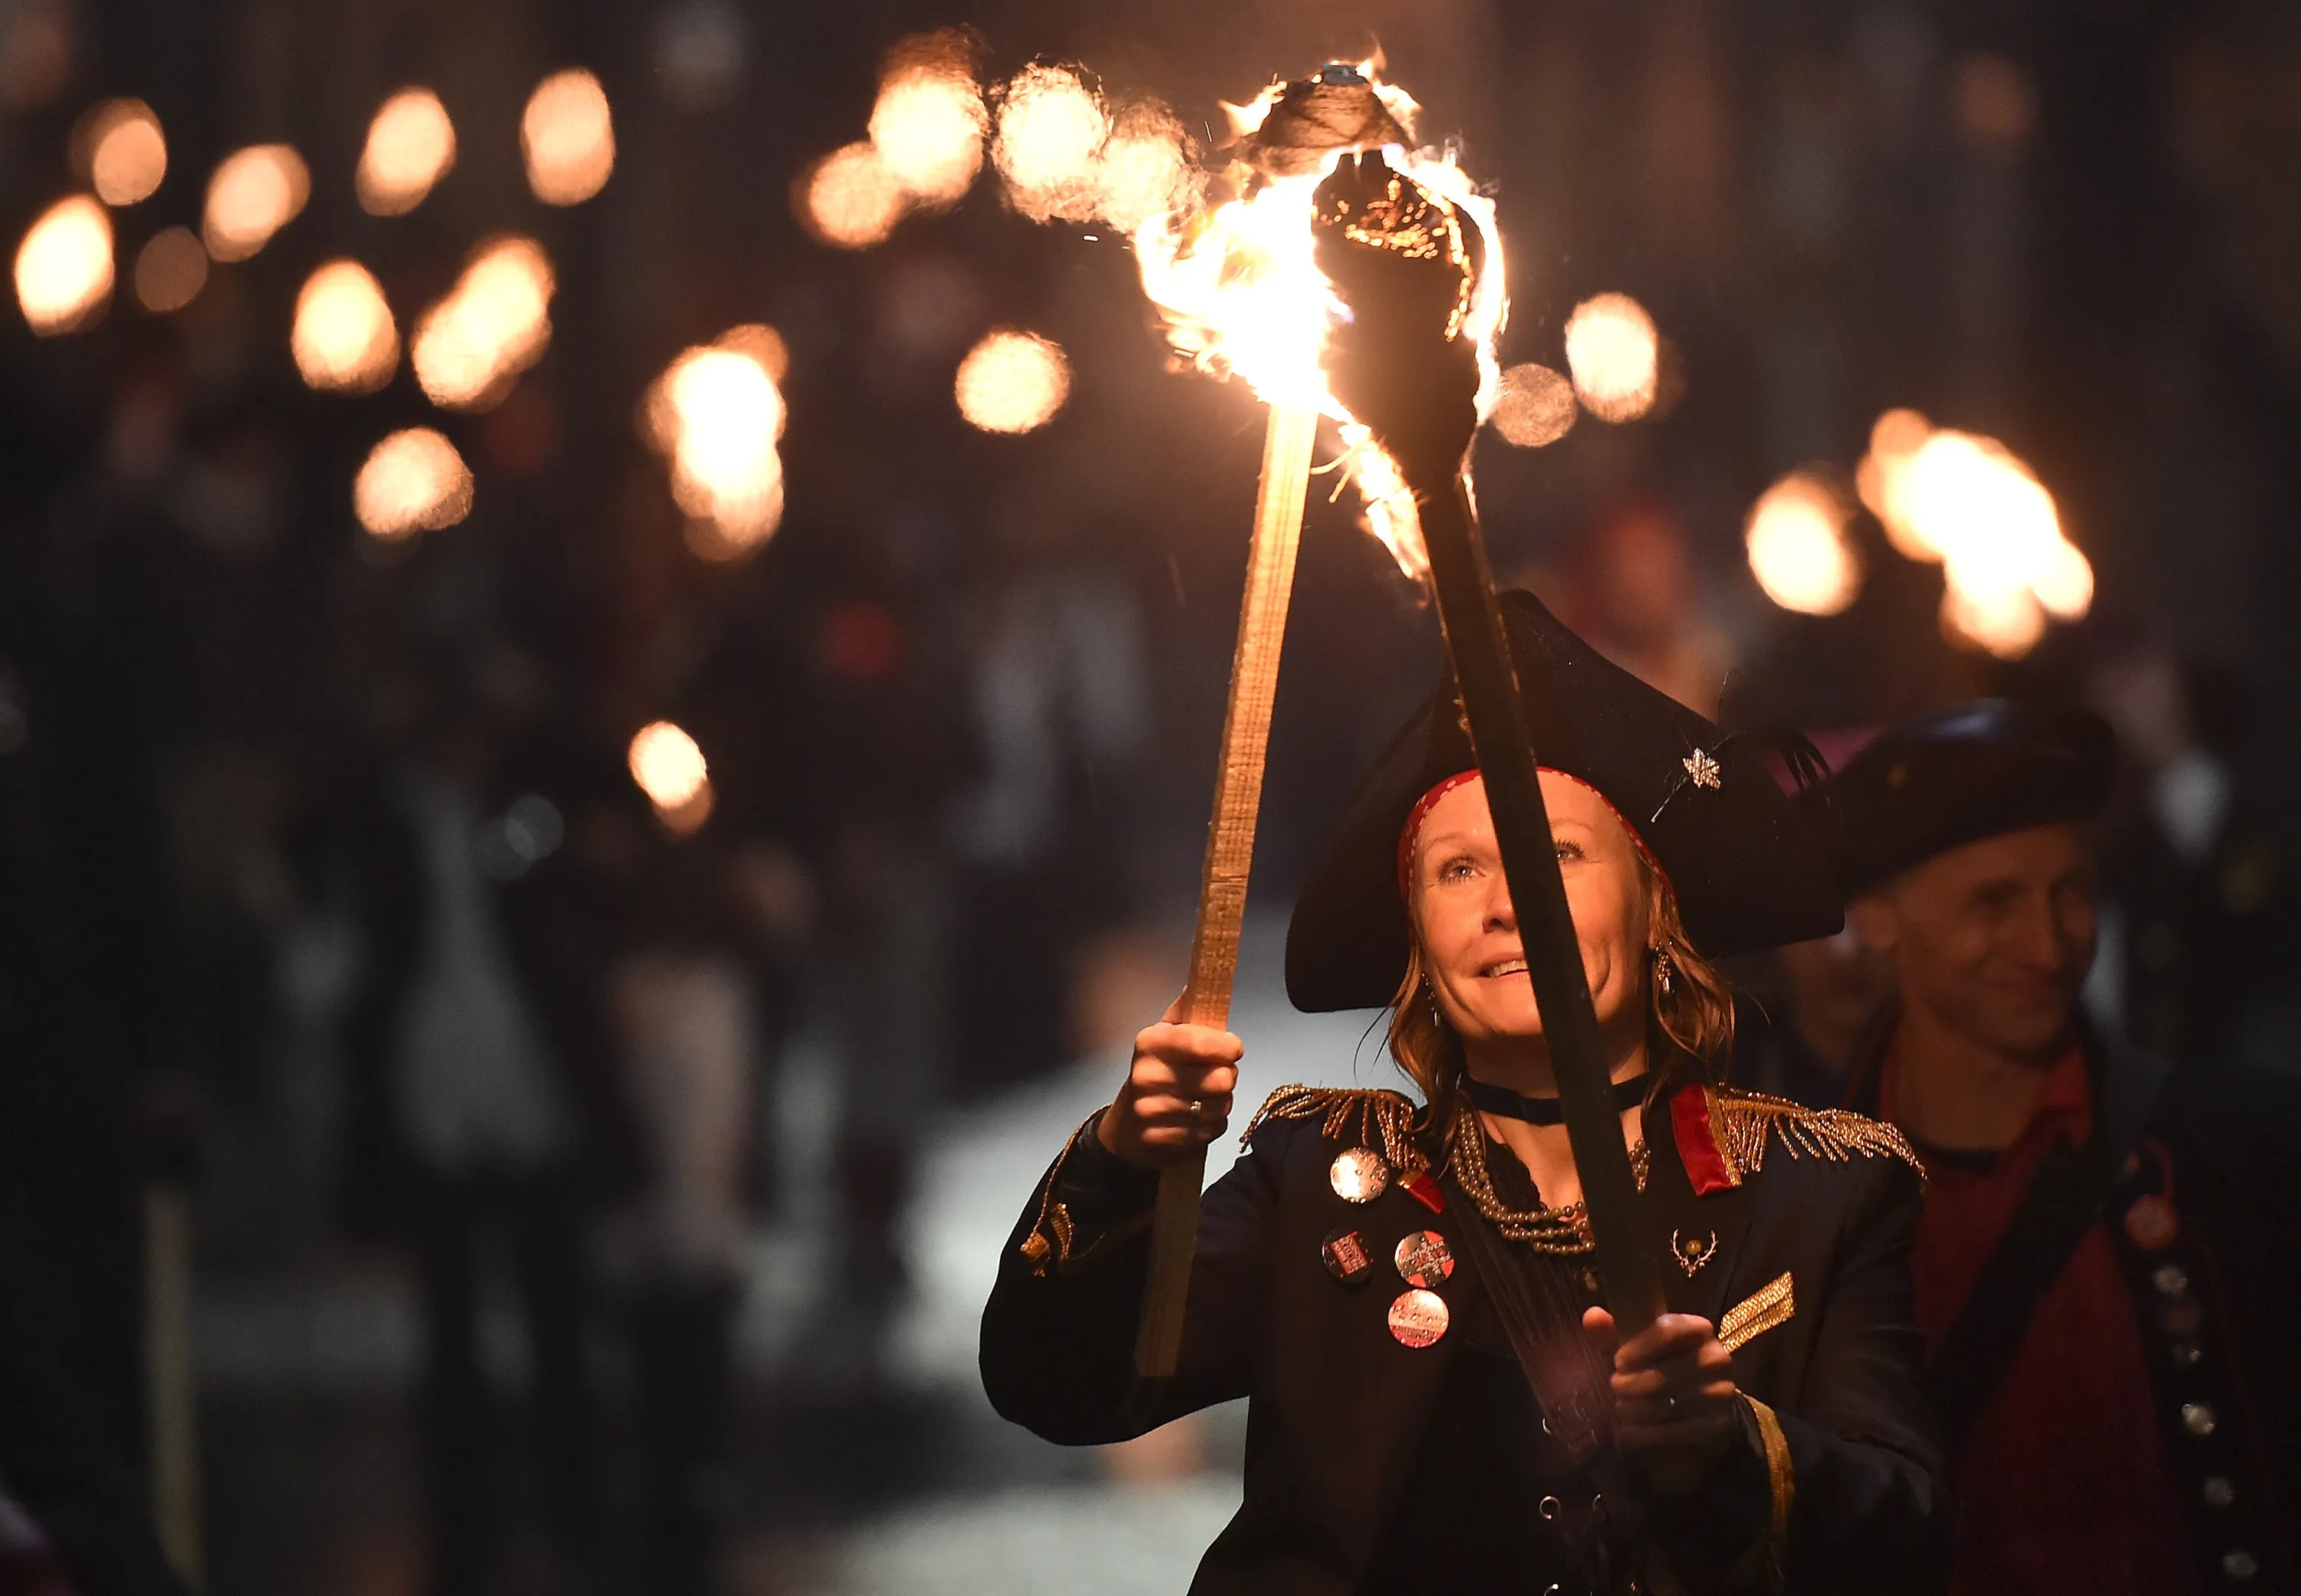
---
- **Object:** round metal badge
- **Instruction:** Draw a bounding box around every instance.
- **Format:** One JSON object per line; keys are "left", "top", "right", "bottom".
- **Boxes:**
{"left": 1393, "top": 1229, "right": 1455, "bottom": 1289}
{"left": 1321, "top": 1227, "right": 1374, "bottom": 1287}
{"left": 1387, "top": 1288, "right": 1450, "bottom": 1348}
{"left": 1329, "top": 1147, "right": 1391, "bottom": 1204}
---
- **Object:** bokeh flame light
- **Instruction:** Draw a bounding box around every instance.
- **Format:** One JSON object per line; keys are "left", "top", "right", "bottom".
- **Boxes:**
{"left": 955, "top": 328, "right": 1069, "bottom": 433}
{"left": 1090, "top": 100, "right": 1201, "bottom": 235}
{"left": 1858, "top": 408, "right": 2092, "bottom": 658}
{"left": 411, "top": 235, "right": 555, "bottom": 410}
{"left": 292, "top": 261, "right": 398, "bottom": 393}
{"left": 15, "top": 195, "right": 112, "bottom": 334}
{"left": 1127, "top": 64, "right": 1506, "bottom": 581}
{"left": 628, "top": 721, "right": 714, "bottom": 834}
{"left": 202, "top": 143, "right": 309, "bottom": 262}
{"left": 358, "top": 88, "right": 456, "bottom": 216}
{"left": 800, "top": 143, "right": 907, "bottom": 249}
{"left": 992, "top": 64, "right": 1111, "bottom": 224}
{"left": 1746, "top": 470, "right": 1862, "bottom": 616}
{"left": 133, "top": 226, "right": 206, "bottom": 313}
{"left": 1563, "top": 293, "right": 1659, "bottom": 423}
{"left": 869, "top": 52, "right": 986, "bottom": 208}
{"left": 354, "top": 427, "right": 472, "bottom": 540}
{"left": 644, "top": 328, "right": 787, "bottom": 561}
{"left": 522, "top": 69, "right": 614, "bottom": 206}
{"left": 1491, "top": 363, "right": 1578, "bottom": 448}
{"left": 79, "top": 99, "right": 166, "bottom": 206}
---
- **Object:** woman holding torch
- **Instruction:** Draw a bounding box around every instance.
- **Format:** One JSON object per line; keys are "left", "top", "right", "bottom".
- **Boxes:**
{"left": 979, "top": 146, "right": 1950, "bottom": 1595}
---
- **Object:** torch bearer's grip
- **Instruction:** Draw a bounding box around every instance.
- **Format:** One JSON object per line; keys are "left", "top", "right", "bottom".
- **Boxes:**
{"left": 1417, "top": 476, "right": 1670, "bottom": 1335}
{"left": 1134, "top": 404, "right": 1318, "bottom": 1377}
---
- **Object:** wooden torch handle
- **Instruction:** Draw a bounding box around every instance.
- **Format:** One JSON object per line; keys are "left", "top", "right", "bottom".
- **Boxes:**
{"left": 1135, "top": 403, "right": 1319, "bottom": 1378}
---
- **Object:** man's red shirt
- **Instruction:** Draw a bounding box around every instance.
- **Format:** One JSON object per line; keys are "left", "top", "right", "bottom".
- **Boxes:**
{"left": 1882, "top": 1045, "right": 2201, "bottom": 1596}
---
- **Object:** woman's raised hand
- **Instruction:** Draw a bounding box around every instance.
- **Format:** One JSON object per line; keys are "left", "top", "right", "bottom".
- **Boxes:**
{"left": 1097, "top": 994, "right": 1243, "bottom": 1169}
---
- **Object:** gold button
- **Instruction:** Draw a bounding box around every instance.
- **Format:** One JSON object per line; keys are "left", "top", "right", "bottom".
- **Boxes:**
{"left": 2222, "top": 1550, "right": 2257, "bottom": 1582}
{"left": 2183, "top": 1402, "right": 2217, "bottom": 1436}
{"left": 2153, "top": 1264, "right": 2190, "bottom": 1298}
{"left": 2204, "top": 1477, "right": 2235, "bottom": 1509}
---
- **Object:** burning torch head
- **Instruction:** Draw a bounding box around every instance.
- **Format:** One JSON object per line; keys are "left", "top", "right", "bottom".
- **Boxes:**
{"left": 1312, "top": 147, "right": 1483, "bottom": 492}
{"left": 1238, "top": 62, "right": 1411, "bottom": 178}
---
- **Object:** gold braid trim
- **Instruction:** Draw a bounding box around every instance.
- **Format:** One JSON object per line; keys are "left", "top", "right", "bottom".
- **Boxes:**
{"left": 1017, "top": 1116, "right": 1151, "bottom": 1277}
{"left": 1740, "top": 1395, "right": 1796, "bottom": 1591}
{"left": 1707, "top": 1088, "right": 1924, "bottom": 1184}
{"left": 1719, "top": 1272, "right": 1796, "bottom": 1354}
{"left": 1017, "top": 1119, "right": 1090, "bottom": 1277}
{"left": 1239, "top": 1084, "right": 1430, "bottom": 1176}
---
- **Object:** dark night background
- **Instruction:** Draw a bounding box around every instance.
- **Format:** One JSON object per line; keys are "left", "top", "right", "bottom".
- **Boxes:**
{"left": 0, "top": 0, "right": 2295, "bottom": 1592}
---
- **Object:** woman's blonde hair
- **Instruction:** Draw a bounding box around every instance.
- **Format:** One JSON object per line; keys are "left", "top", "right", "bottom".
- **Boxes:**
{"left": 1385, "top": 854, "right": 1735, "bottom": 1111}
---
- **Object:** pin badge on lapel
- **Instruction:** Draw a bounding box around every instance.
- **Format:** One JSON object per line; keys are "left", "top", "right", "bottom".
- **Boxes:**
{"left": 1393, "top": 1229, "right": 1455, "bottom": 1289}
{"left": 1672, "top": 1229, "right": 1717, "bottom": 1277}
{"left": 1329, "top": 1148, "right": 1390, "bottom": 1203}
{"left": 1322, "top": 1227, "right": 1374, "bottom": 1286}
{"left": 1387, "top": 1288, "right": 1450, "bottom": 1348}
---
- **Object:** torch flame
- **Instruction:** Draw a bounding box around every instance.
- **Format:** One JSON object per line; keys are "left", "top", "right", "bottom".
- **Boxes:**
{"left": 1130, "top": 62, "right": 1503, "bottom": 581}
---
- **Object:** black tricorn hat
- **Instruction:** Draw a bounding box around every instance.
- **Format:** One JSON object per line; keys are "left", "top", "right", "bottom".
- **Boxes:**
{"left": 1819, "top": 699, "right": 2115, "bottom": 896}
{"left": 1285, "top": 591, "right": 1845, "bottom": 1013}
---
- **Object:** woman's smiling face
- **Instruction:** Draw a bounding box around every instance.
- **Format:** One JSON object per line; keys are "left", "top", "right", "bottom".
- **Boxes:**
{"left": 1407, "top": 772, "right": 1654, "bottom": 1054}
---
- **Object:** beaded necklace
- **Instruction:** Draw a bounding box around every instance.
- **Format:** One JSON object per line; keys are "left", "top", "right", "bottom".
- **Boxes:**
{"left": 1442, "top": 1099, "right": 1651, "bottom": 1256}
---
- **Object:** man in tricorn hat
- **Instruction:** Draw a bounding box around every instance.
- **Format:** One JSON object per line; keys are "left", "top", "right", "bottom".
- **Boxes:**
{"left": 1824, "top": 700, "right": 2299, "bottom": 1596}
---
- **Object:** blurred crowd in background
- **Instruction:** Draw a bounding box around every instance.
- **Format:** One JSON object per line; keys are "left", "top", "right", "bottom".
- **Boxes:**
{"left": 0, "top": 0, "right": 2298, "bottom": 1593}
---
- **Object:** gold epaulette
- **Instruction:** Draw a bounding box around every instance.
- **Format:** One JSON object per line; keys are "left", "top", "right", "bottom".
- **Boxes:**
{"left": 1240, "top": 1084, "right": 1430, "bottom": 1176}
{"left": 1707, "top": 1088, "right": 1924, "bottom": 1183}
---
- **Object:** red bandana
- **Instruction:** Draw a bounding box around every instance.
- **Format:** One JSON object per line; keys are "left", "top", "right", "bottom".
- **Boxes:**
{"left": 1394, "top": 768, "right": 1672, "bottom": 899}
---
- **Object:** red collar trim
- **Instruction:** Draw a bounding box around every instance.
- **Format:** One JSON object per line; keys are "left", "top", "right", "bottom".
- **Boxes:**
{"left": 1397, "top": 771, "right": 1483, "bottom": 895}
{"left": 1671, "top": 1083, "right": 1740, "bottom": 1196}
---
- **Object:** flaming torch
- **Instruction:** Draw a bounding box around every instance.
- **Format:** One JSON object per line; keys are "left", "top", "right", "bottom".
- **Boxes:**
{"left": 1128, "top": 64, "right": 1664, "bottom": 1376}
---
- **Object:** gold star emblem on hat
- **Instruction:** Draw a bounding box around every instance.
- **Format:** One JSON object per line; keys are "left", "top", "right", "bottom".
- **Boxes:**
{"left": 1682, "top": 749, "right": 1721, "bottom": 791}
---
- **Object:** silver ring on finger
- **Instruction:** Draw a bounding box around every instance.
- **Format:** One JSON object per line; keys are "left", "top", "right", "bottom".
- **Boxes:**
{"left": 1189, "top": 1099, "right": 1204, "bottom": 1116}
{"left": 1664, "top": 1394, "right": 1679, "bottom": 1420}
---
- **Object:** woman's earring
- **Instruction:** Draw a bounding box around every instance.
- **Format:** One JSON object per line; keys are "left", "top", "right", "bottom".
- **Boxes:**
{"left": 1425, "top": 982, "right": 1444, "bottom": 1030}
{"left": 1651, "top": 945, "right": 1674, "bottom": 995}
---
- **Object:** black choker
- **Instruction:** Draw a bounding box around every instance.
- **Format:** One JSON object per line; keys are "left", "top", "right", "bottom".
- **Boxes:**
{"left": 1464, "top": 1073, "right": 1653, "bottom": 1126}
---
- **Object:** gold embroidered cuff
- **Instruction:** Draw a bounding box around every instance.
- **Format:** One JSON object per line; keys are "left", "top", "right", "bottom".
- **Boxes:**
{"left": 1019, "top": 1115, "right": 1154, "bottom": 1276}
